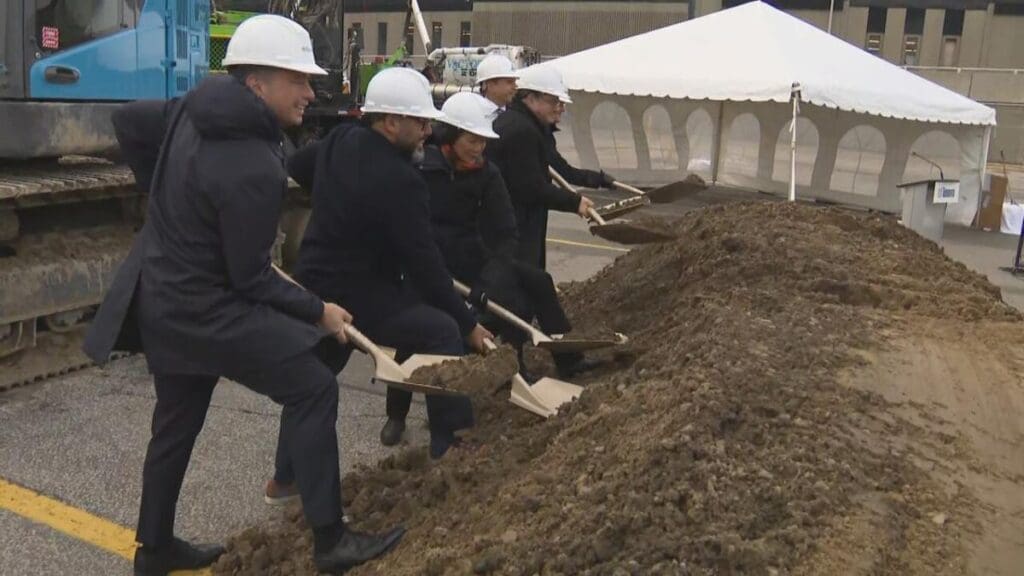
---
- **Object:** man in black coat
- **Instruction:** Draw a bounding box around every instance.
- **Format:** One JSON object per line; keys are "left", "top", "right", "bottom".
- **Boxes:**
{"left": 289, "top": 67, "right": 493, "bottom": 457}
{"left": 82, "top": 15, "right": 402, "bottom": 576}
{"left": 487, "top": 66, "right": 616, "bottom": 270}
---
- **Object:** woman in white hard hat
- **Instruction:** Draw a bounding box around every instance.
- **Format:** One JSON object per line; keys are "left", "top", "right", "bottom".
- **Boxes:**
{"left": 417, "top": 93, "right": 602, "bottom": 382}
{"left": 85, "top": 14, "right": 404, "bottom": 575}
{"left": 487, "top": 65, "right": 616, "bottom": 271}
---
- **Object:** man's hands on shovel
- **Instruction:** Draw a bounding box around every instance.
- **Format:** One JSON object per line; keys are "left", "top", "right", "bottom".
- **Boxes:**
{"left": 319, "top": 303, "right": 354, "bottom": 344}
{"left": 467, "top": 323, "right": 495, "bottom": 354}
{"left": 576, "top": 195, "right": 595, "bottom": 218}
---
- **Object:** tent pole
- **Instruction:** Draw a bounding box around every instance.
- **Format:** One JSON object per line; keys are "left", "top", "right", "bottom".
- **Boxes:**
{"left": 790, "top": 83, "right": 802, "bottom": 202}
{"left": 711, "top": 102, "right": 724, "bottom": 184}
{"left": 827, "top": 0, "right": 835, "bottom": 34}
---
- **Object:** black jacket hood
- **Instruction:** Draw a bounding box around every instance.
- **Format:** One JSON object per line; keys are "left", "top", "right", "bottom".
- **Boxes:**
{"left": 186, "top": 75, "right": 281, "bottom": 141}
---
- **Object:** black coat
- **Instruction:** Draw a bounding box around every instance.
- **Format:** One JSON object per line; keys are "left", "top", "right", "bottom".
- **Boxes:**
{"left": 418, "top": 145, "right": 518, "bottom": 285}
{"left": 83, "top": 76, "right": 325, "bottom": 379}
{"left": 487, "top": 100, "right": 603, "bottom": 269}
{"left": 290, "top": 125, "right": 477, "bottom": 336}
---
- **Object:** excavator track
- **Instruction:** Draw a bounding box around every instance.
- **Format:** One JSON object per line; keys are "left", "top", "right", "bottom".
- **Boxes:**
{"left": 0, "top": 159, "right": 140, "bottom": 394}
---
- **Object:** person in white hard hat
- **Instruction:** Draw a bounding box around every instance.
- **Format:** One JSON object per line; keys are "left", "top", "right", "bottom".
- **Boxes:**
{"left": 475, "top": 53, "right": 519, "bottom": 113}
{"left": 487, "top": 65, "right": 616, "bottom": 271}
{"left": 84, "top": 14, "right": 406, "bottom": 576}
{"left": 418, "top": 92, "right": 604, "bottom": 380}
{"left": 287, "top": 68, "right": 494, "bottom": 457}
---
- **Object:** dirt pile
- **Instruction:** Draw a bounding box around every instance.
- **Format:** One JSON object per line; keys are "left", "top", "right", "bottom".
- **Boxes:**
{"left": 213, "top": 202, "right": 1020, "bottom": 575}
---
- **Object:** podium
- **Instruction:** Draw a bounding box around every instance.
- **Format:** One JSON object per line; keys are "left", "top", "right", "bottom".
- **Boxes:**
{"left": 896, "top": 179, "right": 960, "bottom": 242}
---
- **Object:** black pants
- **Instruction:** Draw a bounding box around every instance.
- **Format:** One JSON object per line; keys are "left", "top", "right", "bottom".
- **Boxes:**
{"left": 273, "top": 339, "right": 352, "bottom": 486}
{"left": 136, "top": 349, "right": 343, "bottom": 549}
{"left": 370, "top": 304, "right": 474, "bottom": 436}
{"left": 477, "top": 259, "right": 571, "bottom": 345}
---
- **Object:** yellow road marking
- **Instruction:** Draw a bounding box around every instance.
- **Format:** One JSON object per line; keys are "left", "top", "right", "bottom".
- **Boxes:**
{"left": 547, "top": 238, "right": 630, "bottom": 253}
{"left": 0, "top": 477, "right": 210, "bottom": 574}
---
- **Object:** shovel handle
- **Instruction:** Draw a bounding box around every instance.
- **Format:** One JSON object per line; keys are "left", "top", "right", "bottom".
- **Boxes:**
{"left": 612, "top": 181, "right": 646, "bottom": 197}
{"left": 549, "top": 167, "right": 607, "bottom": 226}
{"left": 453, "top": 279, "right": 548, "bottom": 341}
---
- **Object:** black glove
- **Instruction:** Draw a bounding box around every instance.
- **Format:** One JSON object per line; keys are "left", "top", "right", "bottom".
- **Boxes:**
{"left": 467, "top": 284, "right": 489, "bottom": 310}
{"left": 599, "top": 170, "right": 616, "bottom": 189}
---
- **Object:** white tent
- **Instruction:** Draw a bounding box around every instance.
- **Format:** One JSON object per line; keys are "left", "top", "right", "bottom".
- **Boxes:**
{"left": 535, "top": 1, "right": 996, "bottom": 225}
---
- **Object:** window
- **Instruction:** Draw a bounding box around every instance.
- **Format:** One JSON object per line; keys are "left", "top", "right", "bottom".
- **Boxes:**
{"left": 404, "top": 24, "right": 415, "bottom": 55}
{"left": 943, "top": 9, "right": 964, "bottom": 36}
{"left": 348, "top": 22, "right": 363, "bottom": 50}
{"left": 902, "top": 8, "right": 924, "bottom": 65}
{"left": 940, "top": 36, "right": 959, "bottom": 67}
{"left": 866, "top": 6, "right": 886, "bottom": 34}
{"left": 431, "top": 22, "right": 442, "bottom": 51}
{"left": 377, "top": 22, "right": 387, "bottom": 55}
{"left": 35, "top": 0, "right": 136, "bottom": 54}
{"left": 904, "top": 8, "right": 925, "bottom": 35}
{"left": 865, "top": 6, "right": 886, "bottom": 55}
{"left": 459, "top": 21, "right": 471, "bottom": 47}
{"left": 940, "top": 9, "right": 963, "bottom": 67}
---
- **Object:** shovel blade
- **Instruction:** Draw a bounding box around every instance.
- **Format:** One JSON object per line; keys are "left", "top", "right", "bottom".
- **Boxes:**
{"left": 596, "top": 196, "right": 648, "bottom": 220}
{"left": 375, "top": 354, "right": 465, "bottom": 397}
{"left": 509, "top": 373, "right": 582, "bottom": 418}
{"left": 591, "top": 222, "right": 676, "bottom": 245}
{"left": 537, "top": 336, "right": 624, "bottom": 354}
{"left": 646, "top": 175, "right": 708, "bottom": 204}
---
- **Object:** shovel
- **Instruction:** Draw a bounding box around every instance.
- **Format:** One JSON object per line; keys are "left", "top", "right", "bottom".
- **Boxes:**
{"left": 271, "top": 265, "right": 463, "bottom": 396}
{"left": 453, "top": 279, "right": 626, "bottom": 353}
{"left": 595, "top": 195, "right": 649, "bottom": 220}
{"left": 343, "top": 324, "right": 466, "bottom": 396}
{"left": 611, "top": 175, "right": 708, "bottom": 204}
{"left": 549, "top": 167, "right": 676, "bottom": 245}
{"left": 400, "top": 337, "right": 582, "bottom": 418}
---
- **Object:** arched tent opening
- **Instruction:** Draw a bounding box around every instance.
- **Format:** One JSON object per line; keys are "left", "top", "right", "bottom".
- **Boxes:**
{"left": 590, "top": 101, "right": 638, "bottom": 170}
{"left": 831, "top": 125, "right": 887, "bottom": 196}
{"left": 686, "top": 108, "right": 714, "bottom": 177}
{"left": 642, "top": 105, "right": 679, "bottom": 171}
{"left": 772, "top": 118, "right": 819, "bottom": 187}
{"left": 721, "top": 113, "right": 760, "bottom": 179}
{"left": 902, "top": 131, "right": 962, "bottom": 183}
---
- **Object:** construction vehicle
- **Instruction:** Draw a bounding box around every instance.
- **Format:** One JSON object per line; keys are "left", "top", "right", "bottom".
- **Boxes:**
{"left": 0, "top": 0, "right": 538, "bottom": 390}
{"left": 0, "top": 1, "right": 209, "bottom": 389}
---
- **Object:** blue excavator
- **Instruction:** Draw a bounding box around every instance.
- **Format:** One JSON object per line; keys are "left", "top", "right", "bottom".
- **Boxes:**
{"left": 0, "top": 1, "right": 209, "bottom": 388}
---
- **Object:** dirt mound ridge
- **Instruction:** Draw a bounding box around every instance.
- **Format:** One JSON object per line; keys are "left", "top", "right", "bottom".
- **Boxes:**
{"left": 213, "top": 202, "right": 1018, "bottom": 575}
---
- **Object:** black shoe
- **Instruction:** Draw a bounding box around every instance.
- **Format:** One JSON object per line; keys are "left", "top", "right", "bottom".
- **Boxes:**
{"left": 379, "top": 417, "right": 406, "bottom": 447}
{"left": 314, "top": 526, "right": 405, "bottom": 574}
{"left": 553, "top": 353, "right": 602, "bottom": 379}
{"left": 134, "top": 537, "right": 225, "bottom": 576}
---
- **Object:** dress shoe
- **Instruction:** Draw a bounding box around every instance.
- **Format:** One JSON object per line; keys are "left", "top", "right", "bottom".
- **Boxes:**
{"left": 264, "top": 478, "right": 300, "bottom": 506}
{"left": 314, "top": 526, "right": 405, "bottom": 574}
{"left": 379, "top": 417, "right": 406, "bottom": 446}
{"left": 134, "top": 537, "right": 225, "bottom": 576}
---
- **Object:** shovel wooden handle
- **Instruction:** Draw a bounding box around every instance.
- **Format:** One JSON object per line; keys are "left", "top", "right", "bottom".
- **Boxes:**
{"left": 612, "top": 181, "right": 646, "bottom": 197}
{"left": 548, "top": 167, "right": 607, "bottom": 225}
{"left": 453, "top": 279, "right": 547, "bottom": 341}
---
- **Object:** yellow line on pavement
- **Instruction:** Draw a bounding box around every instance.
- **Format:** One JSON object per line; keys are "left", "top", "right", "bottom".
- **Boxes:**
{"left": 0, "top": 477, "right": 210, "bottom": 574}
{"left": 547, "top": 238, "right": 630, "bottom": 252}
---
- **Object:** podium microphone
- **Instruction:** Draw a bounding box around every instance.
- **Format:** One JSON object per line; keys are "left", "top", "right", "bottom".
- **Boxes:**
{"left": 911, "top": 152, "right": 945, "bottom": 181}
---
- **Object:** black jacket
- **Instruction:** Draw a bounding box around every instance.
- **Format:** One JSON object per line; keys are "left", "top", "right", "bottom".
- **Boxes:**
{"left": 418, "top": 145, "right": 518, "bottom": 285}
{"left": 487, "top": 100, "right": 602, "bottom": 269}
{"left": 83, "top": 75, "right": 324, "bottom": 379}
{"left": 290, "top": 125, "right": 477, "bottom": 336}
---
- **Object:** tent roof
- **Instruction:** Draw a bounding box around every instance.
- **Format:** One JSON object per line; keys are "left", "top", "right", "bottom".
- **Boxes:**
{"left": 534, "top": 1, "right": 996, "bottom": 126}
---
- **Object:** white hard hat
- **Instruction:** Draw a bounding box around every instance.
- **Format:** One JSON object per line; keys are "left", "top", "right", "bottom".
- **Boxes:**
{"left": 516, "top": 65, "right": 572, "bottom": 104}
{"left": 475, "top": 54, "right": 519, "bottom": 85}
{"left": 361, "top": 67, "right": 444, "bottom": 120}
{"left": 222, "top": 14, "right": 327, "bottom": 75}
{"left": 440, "top": 93, "right": 499, "bottom": 139}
